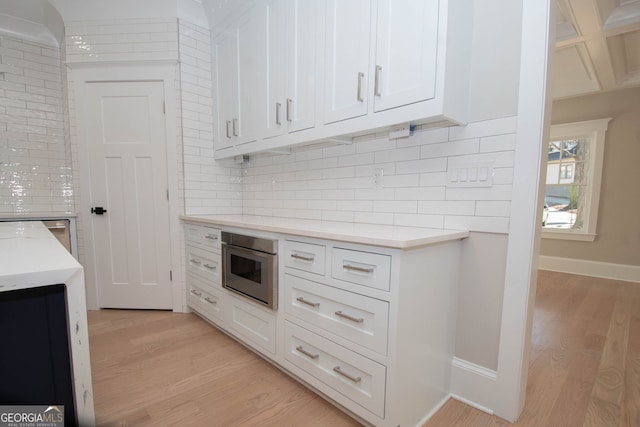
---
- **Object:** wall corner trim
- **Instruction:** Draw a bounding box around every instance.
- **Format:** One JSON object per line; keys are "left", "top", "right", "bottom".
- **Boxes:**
{"left": 538, "top": 255, "right": 640, "bottom": 283}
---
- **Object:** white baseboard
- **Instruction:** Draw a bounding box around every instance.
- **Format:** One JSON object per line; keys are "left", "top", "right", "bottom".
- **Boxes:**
{"left": 538, "top": 256, "right": 640, "bottom": 283}
{"left": 450, "top": 357, "right": 497, "bottom": 415}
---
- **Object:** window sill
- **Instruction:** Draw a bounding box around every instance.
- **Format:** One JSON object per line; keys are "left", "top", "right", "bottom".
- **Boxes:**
{"left": 541, "top": 230, "right": 596, "bottom": 242}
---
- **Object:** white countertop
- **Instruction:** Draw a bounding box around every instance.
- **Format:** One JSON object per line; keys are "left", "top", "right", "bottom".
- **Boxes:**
{"left": 180, "top": 215, "right": 469, "bottom": 249}
{"left": 0, "top": 221, "right": 95, "bottom": 424}
{"left": 0, "top": 212, "right": 77, "bottom": 221}
{"left": 0, "top": 221, "right": 81, "bottom": 291}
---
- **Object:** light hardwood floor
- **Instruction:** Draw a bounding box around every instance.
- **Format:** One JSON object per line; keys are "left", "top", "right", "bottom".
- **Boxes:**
{"left": 87, "top": 271, "right": 640, "bottom": 426}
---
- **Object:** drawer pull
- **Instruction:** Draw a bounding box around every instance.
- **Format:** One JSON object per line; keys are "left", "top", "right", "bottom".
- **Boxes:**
{"left": 291, "top": 253, "right": 315, "bottom": 262}
{"left": 296, "top": 346, "right": 319, "bottom": 360}
{"left": 204, "top": 263, "right": 217, "bottom": 270}
{"left": 296, "top": 297, "right": 320, "bottom": 308}
{"left": 190, "top": 289, "right": 202, "bottom": 297}
{"left": 333, "top": 366, "right": 361, "bottom": 383}
{"left": 190, "top": 259, "right": 201, "bottom": 266}
{"left": 335, "top": 311, "right": 364, "bottom": 323}
{"left": 342, "top": 264, "right": 374, "bottom": 274}
{"left": 204, "top": 297, "right": 217, "bottom": 305}
{"left": 204, "top": 234, "right": 218, "bottom": 241}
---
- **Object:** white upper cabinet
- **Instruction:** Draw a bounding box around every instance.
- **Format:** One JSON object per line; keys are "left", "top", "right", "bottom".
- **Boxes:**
{"left": 212, "top": 5, "right": 263, "bottom": 148}
{"left": 323, "top": 0, "right": 371, "bottom": 124}
{"left": 263, "top": 0, "right": 319, "bottom": 139}
{"left": 212, "top": 0, "right": 473, "bottom": 159}
{"left": 373, "top": 0, "right": 439, "bottom": 112}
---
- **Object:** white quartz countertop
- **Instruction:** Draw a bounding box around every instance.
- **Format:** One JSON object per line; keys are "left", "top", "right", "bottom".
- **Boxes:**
{"left": 0, "top": 212, "right": 76, "bottom": 221}
{"left": 180, "top": 215, "right": 469, "bottom": 249}
{"left": 0, "top": 221, "right": 82, "bottom": 291}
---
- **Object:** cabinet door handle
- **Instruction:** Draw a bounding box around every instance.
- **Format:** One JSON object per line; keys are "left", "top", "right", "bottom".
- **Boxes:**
{"left": 335, "top": 310, "right": 364, "bottom": 323}
{"left": 357, "top": 72, "right": 364, "bottom": 102}
{"left": 342, "top": 264, "right": 374, "bottom": 274}
{"left": 204, "top": 234, "right": 218, "bottom": 241}
{"left": 291, "top": 253, "right": 315, "bottom": 262}
{"left": 286, "top": 98, "right": 292, "bottom": 122}
{"left": 296, "top": 345, "right": 319, "bottom": 360}
{"left": 190, "top": 259, "right": 201, "bottom": 266}
{"left": 333, "top": 366, "right": 361, "bottom": 383}
{"left": 225, "top": 120, "right": 232, "bottom": 138}
{"left": 374, "top": 65, "right": 382, "bottom": 96}
{"left": 190, "top": 289, "right": 202, "bottom": 297}
{"left": 276, "top": 102, "right": 282, "bottom": 125}
{"left": 296, "top": 297, "right": 320, "bottom": 308}
{"left": 204, "top": 297, "right": 217, "bottom": 305}
{"left": 232, "top": 118, "right": 239, "bottom": 136}
{"left": 204, "top": 263, "right": 217, "bottom": 270}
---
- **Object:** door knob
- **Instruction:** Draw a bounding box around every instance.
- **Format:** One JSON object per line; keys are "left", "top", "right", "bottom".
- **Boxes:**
{"left": 91, "top": 207, "right": 107, "bottom": 215}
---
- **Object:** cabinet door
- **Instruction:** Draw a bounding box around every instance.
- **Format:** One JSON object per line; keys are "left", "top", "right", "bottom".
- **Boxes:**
{"left": 286, "top": 0, "right": 318, "bottom": 133}
{"left": 373, "top": 0, "right": 439, "bottom": 112}
{"left": 213, "top": 30, "right": 237, "bottom": 150}
{"left": 236, "top": 9, "right": 263, "bottom": 145}
{"left": 263, "top": 0, "right": 287, "bottom": 139}
{"left": 323, "top": 0, "right": 371, "bottom": 124}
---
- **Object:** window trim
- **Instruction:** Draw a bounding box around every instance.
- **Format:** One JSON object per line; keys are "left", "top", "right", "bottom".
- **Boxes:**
{"left": 541, "top": 118, "right": 611, "bottom": 241}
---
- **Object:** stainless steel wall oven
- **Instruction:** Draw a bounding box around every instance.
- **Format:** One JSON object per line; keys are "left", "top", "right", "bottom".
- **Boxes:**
{"left": 221, "top": 232, "right": 278, "bottom": 309}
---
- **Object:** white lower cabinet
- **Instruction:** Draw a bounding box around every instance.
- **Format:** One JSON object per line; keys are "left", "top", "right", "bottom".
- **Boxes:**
{"left": 187, "top": 277, "right": 224, "bottom": 325}
{"left": 284, "top": 321, "right": 387, "bottom": 418}
{"left": 184, "top": 221, "right": 462, "bottom": 426}
{"left": 225, "top": 293, "right": 277, "bottom": 355}
{"left": 284, "top": 273, "right": 389, "bottom": 355}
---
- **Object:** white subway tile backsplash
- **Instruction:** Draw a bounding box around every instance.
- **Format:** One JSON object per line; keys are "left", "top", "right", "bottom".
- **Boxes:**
{"left": 239, "top": 117, "right": 517, "bottom": 233}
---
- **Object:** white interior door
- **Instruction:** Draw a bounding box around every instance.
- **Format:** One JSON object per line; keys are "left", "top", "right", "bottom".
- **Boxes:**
{"left": 86, "top": 81, "right": 172, "bottom": 309}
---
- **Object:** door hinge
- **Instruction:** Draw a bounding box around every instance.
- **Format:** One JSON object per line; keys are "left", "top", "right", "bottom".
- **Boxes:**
{"left": 166, "top": 189, "right": 169, "bottom": 201}
{"left": 163, "top": 102, "right": 166, "bottom": 114}
{"left": 170, "top": 270, "right": 173, "bottom": 281}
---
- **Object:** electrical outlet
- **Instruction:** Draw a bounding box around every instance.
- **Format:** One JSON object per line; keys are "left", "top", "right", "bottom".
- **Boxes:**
{"left": 373, "top": 168, "right": 384, "bottom": 187}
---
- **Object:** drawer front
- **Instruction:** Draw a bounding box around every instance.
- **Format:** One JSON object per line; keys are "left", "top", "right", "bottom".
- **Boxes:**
{"left": 188, "top": 283, "right": 223, "bottom": 324}
{"left": 284, "top": 274, "right": 389, "bottom": 355}
{"left": 186, "top": 245, "right": 221, "bottom": 285}
{"left": 284, "top": 321, "right": 386, "bottom": 418}
{"left": 201, "top": 226, "right": 222, "bottom": 251}
{"left": 226, "top": 294, "right": 277, "bottom": 354}
{"left": 331, "top": 248, "right": 391, "bottom": 291}
{"left": 283, "top": 240, "right": 326, "bottom": 276}
{"left": 185, "top": 223, "right": 221, "bottom": 251}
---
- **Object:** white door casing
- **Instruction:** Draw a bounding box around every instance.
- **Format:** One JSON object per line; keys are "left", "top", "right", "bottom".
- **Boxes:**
{"left": 70, "top": 62, "right": 182, "bottom": 312}
{"left": 85, "top": 81, "right": 172, "bottom": 309}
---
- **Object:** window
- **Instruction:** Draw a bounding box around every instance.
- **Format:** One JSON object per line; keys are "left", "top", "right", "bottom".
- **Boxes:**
{"left": 541, "top": 118, "right": 610, "bottom": 241}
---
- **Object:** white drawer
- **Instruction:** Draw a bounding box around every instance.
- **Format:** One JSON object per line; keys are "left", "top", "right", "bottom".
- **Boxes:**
{"left": 185, "top": 223, "right": 221, "bottom": 251}
{"left": 284, "top": 274, "right": 389, "bottom": 355}
{"left": 331, "top": 248, "right": 391, "bottom": 291}
{"left": 284, "top": 321, "right": 386, "bottom": 418}
{"left": 283, "top": 240, "right": 326, "bottom": 276}
{"left": 188, "top": 282, "right": 223, "bottom": 324}
{"left": 226, "top": 294, "right": 277, "bottom": 355}
{"left": 186, "top": 245, "right": 221, "bottom": 285}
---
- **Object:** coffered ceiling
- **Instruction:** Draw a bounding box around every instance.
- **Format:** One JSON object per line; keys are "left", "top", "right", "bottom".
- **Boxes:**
{"left": 553, "top": 0, "right": 640, "bottom": 99}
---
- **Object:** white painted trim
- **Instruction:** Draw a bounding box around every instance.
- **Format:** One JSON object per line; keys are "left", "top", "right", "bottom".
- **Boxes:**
{"left": 452, "top": 357, "right": 497, "bottom": 380}
{"left": 70, "top": 62, "right": 183, "bottom": 313}
{"left": 490, "top": 0, "right": 554, "bottom": 422}
{"left": 541, "top": 230, "right": 596, "bottom": 241}
{"left": 415, "top": 394, "right": 453, "bottom": 426}
{"left": 539, "top": 255, "right": 640, "bottom": 283}
{"left": 451, "top": 394, "right": 495, "bottom": 416}
{"left": 450, "top": 358, "right": 497, "bottom": 415}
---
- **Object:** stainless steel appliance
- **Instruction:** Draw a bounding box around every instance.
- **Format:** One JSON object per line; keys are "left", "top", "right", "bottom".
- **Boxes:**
{"left": 221, "top": 232, "right": 278, "bottom": 309}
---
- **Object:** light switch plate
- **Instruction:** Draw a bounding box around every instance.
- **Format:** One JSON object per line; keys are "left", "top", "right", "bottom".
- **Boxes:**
{"left": 447, "top": 160, "right": 494, "bottom": 187}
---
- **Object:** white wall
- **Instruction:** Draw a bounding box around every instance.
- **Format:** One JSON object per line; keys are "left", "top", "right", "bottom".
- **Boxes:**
{"left": 0, "top": 36, "right": 71, "bottom": 214}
